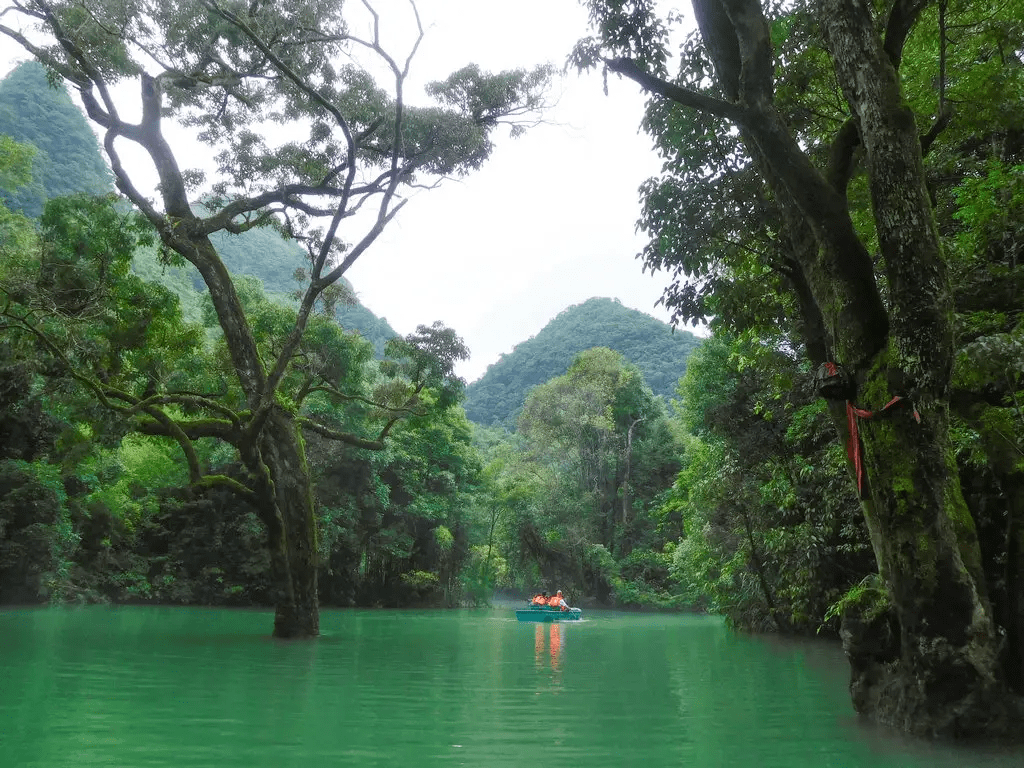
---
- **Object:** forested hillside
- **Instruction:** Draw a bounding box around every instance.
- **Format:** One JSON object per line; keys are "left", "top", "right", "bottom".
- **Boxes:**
{"left": 464, "top": 297, "right": 700, "bottom": 425}
{"left": 0, "top": 62, "right": 398, "bottom": 353}
{"left": 0, "top": 61, "right": 112, "bottom": 217}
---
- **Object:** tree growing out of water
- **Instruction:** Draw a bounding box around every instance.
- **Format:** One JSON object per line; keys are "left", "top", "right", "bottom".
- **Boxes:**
{"left": 575, "top": 0, "right": 1023, "bottom": 737}
{"left": 0, "top": 0, "right": 550, "bottom": 637}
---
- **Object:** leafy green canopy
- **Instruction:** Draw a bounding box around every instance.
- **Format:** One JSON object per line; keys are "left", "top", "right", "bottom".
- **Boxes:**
{"left": 0, "top": 0, "right": 551, "bottom": 497}
{"left": 0, "top": 192, "right": 206, "bottom": 417}
{"left": 0, "top": 184, "right": 481, "bottom": 603}
{"left": 668, "top": 333, "right": 872, "bottom": 632}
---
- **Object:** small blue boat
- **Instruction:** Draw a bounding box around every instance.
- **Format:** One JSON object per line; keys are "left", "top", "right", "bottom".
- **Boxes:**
{"left": 515, "top": 606, "right": 583, "bottom": 622}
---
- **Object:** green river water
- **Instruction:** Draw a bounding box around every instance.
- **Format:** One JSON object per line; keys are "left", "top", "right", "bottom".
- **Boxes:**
{"left": 1, "top": 606, "right": 1020, "bottom": 767}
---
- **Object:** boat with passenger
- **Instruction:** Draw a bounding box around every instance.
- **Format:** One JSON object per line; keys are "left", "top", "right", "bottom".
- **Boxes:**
{"left": 516, "top": 589, "right": 582, "bottom": 621}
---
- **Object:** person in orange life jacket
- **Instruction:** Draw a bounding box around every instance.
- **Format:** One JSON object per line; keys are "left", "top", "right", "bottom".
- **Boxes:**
{"left": 548, "top": 590, "right": 569, "bottom": 611}
{"left": 531, "top": 591, "right": 549, "bottom": 606}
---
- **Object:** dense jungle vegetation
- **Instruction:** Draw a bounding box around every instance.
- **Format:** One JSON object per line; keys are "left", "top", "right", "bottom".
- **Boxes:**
{"left": 1, "top": 0, "right": 1022, "bottom": 738}
{"left": 0, "top": 60, "right": 692, "bottom": 616}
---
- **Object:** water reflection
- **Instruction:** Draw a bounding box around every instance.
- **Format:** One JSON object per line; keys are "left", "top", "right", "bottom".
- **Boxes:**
{"left": 534, "top": 622, "right": 565, "bottom": 671}
{"left": 4, "top": 608, "right": 1021, "bottom": 768}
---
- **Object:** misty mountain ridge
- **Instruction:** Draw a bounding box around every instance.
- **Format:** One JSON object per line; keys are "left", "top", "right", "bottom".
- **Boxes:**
{"left": 464, "top": 297, "right": 701, "bottom": 427}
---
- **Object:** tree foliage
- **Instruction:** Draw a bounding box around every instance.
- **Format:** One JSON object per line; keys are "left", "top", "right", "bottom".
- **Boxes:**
{"left": 577, "top": 0, "right": 1024, "bottom": 735}
{"left": 668, "top": 334, "right": 873, "bottom": 632}
{"left": 489, "top": 347, "right": 683, "bottom": 604}
{"left": 0, "top": 0, "right": 550, "bottom": 637}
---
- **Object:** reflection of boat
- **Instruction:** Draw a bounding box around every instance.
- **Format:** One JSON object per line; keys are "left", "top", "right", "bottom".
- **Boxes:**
{"left": 516, "top": 606, "right": 582, "bottom": 622}
{"left": 536, "top": 623, "right": 565, "bottom": 670}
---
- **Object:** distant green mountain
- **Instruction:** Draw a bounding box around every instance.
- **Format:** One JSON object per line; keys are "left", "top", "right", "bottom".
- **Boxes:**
{"left": 464, "top": 297, "right": 701, "bottom": 426}
{"left": 0, "top": 61, "right": 112, "bottom": 217}
{"left": 0, "top": 62, "right": 398, "bottom": 354}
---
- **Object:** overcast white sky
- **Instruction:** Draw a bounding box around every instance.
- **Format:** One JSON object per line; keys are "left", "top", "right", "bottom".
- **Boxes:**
{"left": 2, "top": 1, "right": 696, "bottom": 382}
{"left": 344, "top": 0, "right": 683, "bottom": 382}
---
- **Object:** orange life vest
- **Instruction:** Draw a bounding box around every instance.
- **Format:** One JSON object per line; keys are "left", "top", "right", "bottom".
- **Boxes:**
{"left": 548, "top": 595, "right": 562, "bottom": 608}
{"left": 532, "top": 595, "right": 546, "bottom": 605}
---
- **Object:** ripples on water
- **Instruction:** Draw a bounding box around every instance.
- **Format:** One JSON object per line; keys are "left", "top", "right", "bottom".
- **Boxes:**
{"left": 0, "top": 606, "right": 1020, "bottom": 767}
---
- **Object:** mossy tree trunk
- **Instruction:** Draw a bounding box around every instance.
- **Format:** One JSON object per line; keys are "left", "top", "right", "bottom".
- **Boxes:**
{"left": 851, "top": 379, "right": 1002, "bottom": 732}
{"left": 257, "top": 409, "right": 320, "bottom": 639}
{"left": 597, "top": 0, "right": 1021, "bottom": 734}
{"left": 817, "top": 0, "right": 1008, "bottom": 732}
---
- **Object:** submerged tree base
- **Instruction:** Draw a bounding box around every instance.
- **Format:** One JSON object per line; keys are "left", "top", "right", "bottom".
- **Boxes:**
{"left": 273, "top": 606, "right": 319, "bottom": 639}
{"left": 842, "top": 610, "right": 1024, "bottom": 738}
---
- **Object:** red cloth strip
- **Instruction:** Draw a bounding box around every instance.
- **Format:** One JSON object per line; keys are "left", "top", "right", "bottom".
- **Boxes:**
{"left": 846, "top": 400, "right": 863, "bottom": 496}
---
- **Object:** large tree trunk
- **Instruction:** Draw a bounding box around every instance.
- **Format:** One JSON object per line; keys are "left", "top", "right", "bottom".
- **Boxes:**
{"left": 684, "top": 0, "right": 1022, "bottom": 735}
{"left": 191, "top": 235, "right": 321, "bottom": 638}
{"left": 603, "top": 0, "right": 1023, "bottom": 735}
{"left": 850, "top": 388, "right": 1005, "bottom": 733}
{"left": 259, "top": 408, "right": 320, "bottom": 638}
{"left": 816, "top": 0, "right": 1013, "bottom": 733}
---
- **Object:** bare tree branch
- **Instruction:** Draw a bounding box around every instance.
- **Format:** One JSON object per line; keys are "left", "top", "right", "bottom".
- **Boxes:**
{"left": 603, "top": 57, "right": 743, "bottom": 121}
{"left": 297, "top": 415, "right": 400, "bottom": 450}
